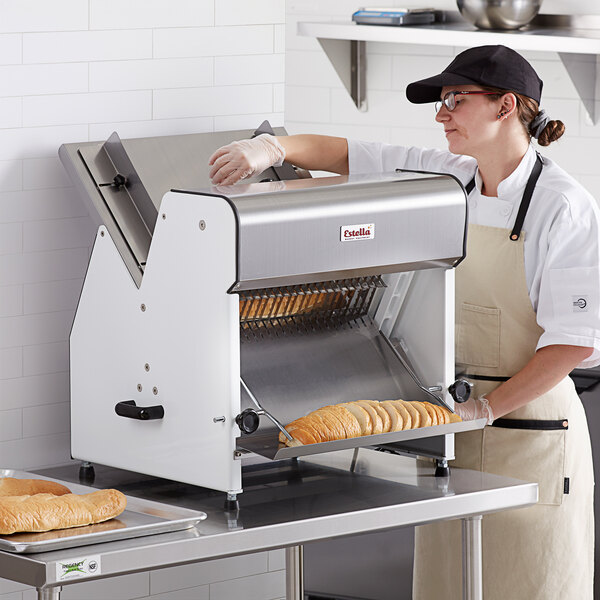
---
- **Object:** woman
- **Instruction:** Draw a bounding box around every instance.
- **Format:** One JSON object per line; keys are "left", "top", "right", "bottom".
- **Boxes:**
{"left": 209, "top": 45, "right": 598, "bottom": 599}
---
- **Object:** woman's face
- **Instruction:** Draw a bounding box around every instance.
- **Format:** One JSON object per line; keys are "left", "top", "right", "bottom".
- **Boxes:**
{"left": 435, "top": 85, "right": 501, "bottom": 157}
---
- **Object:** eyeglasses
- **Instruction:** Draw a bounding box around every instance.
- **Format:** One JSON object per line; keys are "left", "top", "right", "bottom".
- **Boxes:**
{"left": 435, "top": 91, "right": 498, "bottom": 113}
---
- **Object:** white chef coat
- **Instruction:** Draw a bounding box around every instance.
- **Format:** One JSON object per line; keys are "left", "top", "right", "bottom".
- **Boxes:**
{"left": 348, "top": 139, "right": 600, "bottom": 368}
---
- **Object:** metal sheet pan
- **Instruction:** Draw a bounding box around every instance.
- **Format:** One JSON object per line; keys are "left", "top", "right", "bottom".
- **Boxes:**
{"left": 238, "top": 417, "right": 487, "bottom": 460}
{"left": 0, "top": 470, "right": 206, "bottom": 554}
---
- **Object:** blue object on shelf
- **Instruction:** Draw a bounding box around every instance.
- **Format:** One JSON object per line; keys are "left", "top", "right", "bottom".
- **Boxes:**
{"left": 352, "top": 7, "right": 436, "bottom": 26}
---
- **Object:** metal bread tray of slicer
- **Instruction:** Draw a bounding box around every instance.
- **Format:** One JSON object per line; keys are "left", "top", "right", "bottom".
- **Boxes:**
{"left": 0, "top": 470, "right": 206, "bottom": 554}
{"left": 239, "top": 419, "right": 487, "bottom": 460}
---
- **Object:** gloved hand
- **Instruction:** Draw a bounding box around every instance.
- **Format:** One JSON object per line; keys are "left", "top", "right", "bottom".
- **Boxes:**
{"left": 208, "top": 133, "right": 285, "bottom": 185}
{"left": 454, "top": 395, "right": 494, "bottom": 425}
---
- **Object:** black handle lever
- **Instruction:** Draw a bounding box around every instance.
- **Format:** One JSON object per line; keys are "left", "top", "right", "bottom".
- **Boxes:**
{"left": 448, "top": 379, "right": 473, "bottom": 404}
{"left": 115, "top": 400, "right": 164, "bottom": 420}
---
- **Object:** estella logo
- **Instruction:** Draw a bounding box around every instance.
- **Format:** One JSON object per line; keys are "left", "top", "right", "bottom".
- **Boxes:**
{"left": 340, "top": 223, "right": 375, "bottom": 242}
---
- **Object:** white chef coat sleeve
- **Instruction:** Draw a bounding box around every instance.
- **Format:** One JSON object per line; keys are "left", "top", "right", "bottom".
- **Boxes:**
{"left": 347, "top": 139, "right": 476, "bottom": 184}
{"left": 535, "top": 192, "right": 600, "bottom": 368}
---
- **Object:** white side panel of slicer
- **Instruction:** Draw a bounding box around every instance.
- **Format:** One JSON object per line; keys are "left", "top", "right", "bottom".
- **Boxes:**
{"left": 70, "top": 191, "right": 241, "bottom": 493}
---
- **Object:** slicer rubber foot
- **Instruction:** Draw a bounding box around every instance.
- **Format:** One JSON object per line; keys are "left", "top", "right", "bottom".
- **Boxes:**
{"left": 435, "top": 459, "right": 450, "bottom": 478}
{"left": 78, "top": 462, "right": 95, "bottom": 484}
{"left": 224, "top": 492, "right": 239, "bottom": 512}
{"left": 224, "top": 498, "right": 240, "bottom": 511}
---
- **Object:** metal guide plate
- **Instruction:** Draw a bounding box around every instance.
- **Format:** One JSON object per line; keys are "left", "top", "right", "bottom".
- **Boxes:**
{"left": 240, "top": 318, "right": 435, "bottom": 429}
{"left": 238, "top": 418, "right": 487, "bottom": 460}
{"left": 0, "top": 470, "right": 206, "bottom": 554}
{"left": 77, "top": 144, "right": 152, "bottom": 268}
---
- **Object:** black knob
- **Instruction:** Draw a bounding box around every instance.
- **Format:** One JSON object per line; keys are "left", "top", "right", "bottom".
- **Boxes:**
{"left": 448, "top": 379, "right": 472, "bottom": 404}
{"left": 112, "top": 173, "right": 127, "bottom": 188}
{"left": 236, "top": 409, "right": 260, "bottom": 434}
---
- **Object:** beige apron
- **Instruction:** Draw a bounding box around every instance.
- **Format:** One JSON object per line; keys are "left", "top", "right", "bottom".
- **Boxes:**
{"left": 413, "top": 222, "right": 595, "bottom": 600}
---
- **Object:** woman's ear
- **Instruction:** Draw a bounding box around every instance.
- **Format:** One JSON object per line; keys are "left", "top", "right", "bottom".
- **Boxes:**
{"left": 500, "top": 93, "right": 518, "bottom": 118}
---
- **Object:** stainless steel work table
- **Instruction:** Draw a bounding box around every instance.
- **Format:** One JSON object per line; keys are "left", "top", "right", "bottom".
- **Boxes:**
{"left": 0, "top": 449, "right": 537, "bottom": 600}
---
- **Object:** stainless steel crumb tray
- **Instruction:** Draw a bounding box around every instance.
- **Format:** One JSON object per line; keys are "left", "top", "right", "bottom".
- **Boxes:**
{"left": 0, "top": 470, "right": 206, "bottom": 554}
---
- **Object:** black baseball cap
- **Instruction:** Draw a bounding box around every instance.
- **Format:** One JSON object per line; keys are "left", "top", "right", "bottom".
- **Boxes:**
{"left": 406, "top": 45, "right": 543, "bottom": 104}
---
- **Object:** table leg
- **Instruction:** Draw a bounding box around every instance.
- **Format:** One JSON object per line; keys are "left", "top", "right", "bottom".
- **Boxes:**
{"left": 285, "top": 545, "right": 304, "bottom": 600}
{"left": 462, "top": 515, "right": 483, "bottom": 600}
{"left": 37, "top": 587, "right": 62, "bottom": 600}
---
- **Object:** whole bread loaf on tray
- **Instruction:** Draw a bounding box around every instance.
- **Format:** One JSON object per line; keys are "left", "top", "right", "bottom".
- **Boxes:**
{"left": 0, "top": 488, "right": 127, "bottom": 535}
{"left": 0, "top": 477, "right": 71, "bottom": 497}
{"left": 279, "top": 400, "right": 461, "bottom": 447}
{"left": 7, "top": 517, "right": 127, "bottom": 541}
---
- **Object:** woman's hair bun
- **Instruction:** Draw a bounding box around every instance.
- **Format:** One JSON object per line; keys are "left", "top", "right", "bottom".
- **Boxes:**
{"left": 535, "top": 119, "right": 565, "bottom": 146}
{"left": 528, "top": 109, "right": 565, "bottom": 146}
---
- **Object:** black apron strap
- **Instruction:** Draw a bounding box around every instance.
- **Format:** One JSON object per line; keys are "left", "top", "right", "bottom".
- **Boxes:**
{"left": 509, "top": 152, "right": 544, "bottom": 241}
{"left": 460, "top": 373, "right": 510, "bottom": 382}
{"left": 465, "top": 177, "right": 476, "bottom": 195}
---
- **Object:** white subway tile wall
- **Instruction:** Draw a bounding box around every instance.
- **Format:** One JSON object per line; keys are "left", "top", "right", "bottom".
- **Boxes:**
{"left": 0, "top": 0, "right": 284, "bottom": 597}
{"left": 0, "top": 64, "right": 89, "bottom": 97}
{"left": 0, "top": 0, "right": 87, "bottom": 33}
{"left": 0, "top": 34, "right": 22, "bottom": 65}
{"left": 0, "top": 578, "right": 29, "bottom": 596}
{"left": 89, "top": 0, "right": 215, "bottom": 30}
{"left": 153, "top": 25, "right": 274, "bottom": 58}
{"left": 23, "top": 31, "right": 153, "bottom": 64}
{"left": 89, "top": 58, "right": 214, "bottom": 92}
{"left": 0, "top": 99, "right": 21, "bottom": 130}
{"left": 153, "top": 84, "right": 274, "bottom": 119}
{"left": 149, "top": 553, "right": 270, "bottom": 595}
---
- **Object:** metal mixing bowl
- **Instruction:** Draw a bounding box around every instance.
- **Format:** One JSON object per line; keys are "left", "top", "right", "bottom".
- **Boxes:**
{"left": 456, "top": 0, "right": 541, "bottom": 30}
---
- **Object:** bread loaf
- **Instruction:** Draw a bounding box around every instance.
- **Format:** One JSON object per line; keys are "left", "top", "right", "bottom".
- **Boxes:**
{"left": 0, "top": 477, "right": 71, "bottom": 497}
{"left": 278, "top": 404, "right": 362, "bottom": 445}
{"left": 360, "top": 400, "right": 392, "bottom": 432}
{"left": 379, "top": 401, "right": 403, "bottom": 432}
{"left": 409, "top": 401, "right": 432, "bottom": 427}
{"left": 241, "top": 291, "right": 343, "bottom": 321}
{"left": 8, "top": 518, "right": 127, "bottom": 541}
{"left": 321, "top": 405, "right": 362, "bottom": 438}
{"left": 391, "top": 401, "right": 412, "bottom": 430}
{"left": 422, "top": 402, "right": 439, "bottom": 426}
{"left": 341, "top": 402, "right": 372, "bottom": 435}
{"left": 280, "top": 400, "right": 461, "bottom": 447}
{"left": 355, "top": 401, "right": 383, "bottom": 435}
{"left": 0, "top": 489, "right": 127, "bottom": 535}
{"left": 397, "top": 400, "right": 419, "bottom": 428}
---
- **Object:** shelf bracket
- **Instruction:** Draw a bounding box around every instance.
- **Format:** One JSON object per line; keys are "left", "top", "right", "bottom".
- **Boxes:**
{"left": 558, "top": 52, "right": 600, "bottom": 125}
{"left": 317, "top": 38, "right": 367, "bottom": 111}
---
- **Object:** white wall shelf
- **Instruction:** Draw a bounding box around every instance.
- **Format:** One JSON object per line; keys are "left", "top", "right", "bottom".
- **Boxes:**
{"left": 298, "top": 17, "right": 600, "bottom": 123}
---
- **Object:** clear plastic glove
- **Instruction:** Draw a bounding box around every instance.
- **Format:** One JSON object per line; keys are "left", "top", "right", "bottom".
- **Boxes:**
{"left": 212, "top": 180, "right": 286, "bottom": 195}
{"left": 454, "top": 395, "right": 494, "bottom": 425}
{"left": 208, "top": 133, "right": 285, "bottom": 185}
